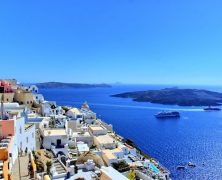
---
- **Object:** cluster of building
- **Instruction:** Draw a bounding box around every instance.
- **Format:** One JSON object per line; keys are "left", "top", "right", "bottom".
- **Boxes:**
{"left": 0, "top": 79, "right": 170, "bottom": 180}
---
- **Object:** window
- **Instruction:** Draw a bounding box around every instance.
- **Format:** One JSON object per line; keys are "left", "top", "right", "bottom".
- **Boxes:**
{"left": 27, "top": 101, "right": 29, "bottom": 104}
{"left": 26, "top": 137, "right": 29, "bottom": 143}
{"left": 32, "top": 133, "right": 34, "bottom": 138}
{"left": 20, "top": 127, "right": 22, "bottom": 134}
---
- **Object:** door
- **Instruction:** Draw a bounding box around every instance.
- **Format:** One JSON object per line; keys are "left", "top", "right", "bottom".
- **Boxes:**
{"left": 57, "top": 139, "right": 62, "bottom": 147}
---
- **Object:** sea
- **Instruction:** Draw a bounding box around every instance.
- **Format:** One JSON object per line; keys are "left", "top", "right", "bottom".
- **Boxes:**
{"left": 39, "top": 85, "right": 222, "bottom": 180}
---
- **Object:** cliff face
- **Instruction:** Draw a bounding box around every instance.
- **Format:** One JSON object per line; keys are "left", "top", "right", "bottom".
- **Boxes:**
{"left": 36, "top": 82, "right": 111, "bottom": 89}
{"left": 112, "top": 88, "right": 222, "bottom": 106}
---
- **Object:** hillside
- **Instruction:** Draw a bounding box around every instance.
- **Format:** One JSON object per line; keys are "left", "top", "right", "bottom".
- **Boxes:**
{"left": 112, "top": 88, "right": 222, "bottom": 106}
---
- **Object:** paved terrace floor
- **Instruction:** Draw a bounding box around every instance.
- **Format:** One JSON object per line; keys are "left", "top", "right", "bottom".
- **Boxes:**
{"left": 11, "top": 154, "right": 32, "bottom": 180}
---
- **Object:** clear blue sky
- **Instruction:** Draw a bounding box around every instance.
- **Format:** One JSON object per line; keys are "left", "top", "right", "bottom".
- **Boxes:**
{"left": 0, "top": 0, "right": 222, "bottom": 85}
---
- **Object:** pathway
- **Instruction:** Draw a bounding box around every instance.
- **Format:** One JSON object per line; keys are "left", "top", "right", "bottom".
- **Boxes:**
{"left": 11, "top": 154, "right": 31, "bottom": 180}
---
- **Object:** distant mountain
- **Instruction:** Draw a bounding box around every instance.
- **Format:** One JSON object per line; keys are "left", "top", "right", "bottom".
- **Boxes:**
{"left": 36, "top": 82, "right": 111, "bottom": 89}
{"left": 112, "top": 88, "right": 222, "bottom": 106}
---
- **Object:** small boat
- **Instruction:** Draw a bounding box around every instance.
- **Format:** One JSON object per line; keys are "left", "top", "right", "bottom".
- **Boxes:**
{"left": 188, "top": 162, "right": 196, "bottom": 167}
{"left": 155, "top": 111, "right": 180, "bottom": 119}
{"left": 202, "top": 163, "right": 205, "bottom": 167}
{"left": 176, "top": 165, "right": 186, "bottom": 170}
{"left": 204, "top": 106, "right": 221, "bottom": 111}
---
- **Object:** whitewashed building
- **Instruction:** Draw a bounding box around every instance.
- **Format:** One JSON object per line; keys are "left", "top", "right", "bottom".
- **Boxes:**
{"left": 66, "top": 108, "right": 83, "bottom": 120}
{"left": 28, "top": 85, "right": 39, "bottom": 94}
{"left": 89, "top": 125, "right": 108, "bottom": 136}
{"left": 33, "top": 94, "right": 44, "bottom": 104}
{"left": 39, "top": 119, "right": 68, "bottom": 156}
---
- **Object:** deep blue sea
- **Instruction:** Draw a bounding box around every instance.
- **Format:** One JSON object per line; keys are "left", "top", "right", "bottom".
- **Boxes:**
{"left": 40, "top": 85, "right": 222, "bottom": 180}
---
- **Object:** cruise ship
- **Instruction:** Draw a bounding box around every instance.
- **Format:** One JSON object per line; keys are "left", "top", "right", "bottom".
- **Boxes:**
{"left": 203, "top": 106, "right": 221, "bottom": 111}
{"left": 155, "top": 111, "right": 180, "bottom": 118}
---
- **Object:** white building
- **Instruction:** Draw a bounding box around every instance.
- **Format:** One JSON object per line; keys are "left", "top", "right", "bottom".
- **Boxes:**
{"left": 16, "top": 117, "right": 36, "bottom": 153}
{"left": 72, "top": 131, "right": 93, "bottom": 147}
{"left": 77, "top": 142, "right": 90, "bottom": 154}
{"left": 100, "top": 166, "right": 129, "bottom": 180}
{"left": 81, "top": 102, "right": 97, "bottom": 120}
{"left": 118, "top": 143, "right": 137, "bottom": 156}
{"left": 39, "top": 119, "right": 68, "bottom": 156}
{"left": 102, "top": 150, "right": 118, "bottom": 166}
{"left": 89, "top": 125, "right": 108, "bottom": 136}
{"left": 28, "top": 85, "right": 39, "bottom": 94}
{"left": 33, "top": 94, "right": 44, "bottom": 104}
{"left": 0, "top": 107, "right": 36, "bottom": 175}
{"left": 94, "top": 135, "right": 117, "bottom": 150}
{"left": 66, "top": 108, "right": 83, "bottom": 120}
{"left": 41, "top": 101, "right": 57, "bottom": 116}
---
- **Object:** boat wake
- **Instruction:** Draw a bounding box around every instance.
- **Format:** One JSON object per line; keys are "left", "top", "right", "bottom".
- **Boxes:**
{"left": 73, "top": 102, "right": 203, "bottom": 112}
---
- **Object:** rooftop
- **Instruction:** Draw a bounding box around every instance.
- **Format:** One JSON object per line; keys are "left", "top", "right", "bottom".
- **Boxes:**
{"left": 69, "top": 170, "right": 97, "bottom": 180}
{"left": 43, "top": 129, "right": 67, "bottom": 136}
{"left": 95, "top": 135, "right": 115, "bottom": 145}
{"left": 68, "top": 108, "right": 81, "bottom": 114}
{"left": 102, "top": 150, "right": 116, "bottom": 160}
{"left": 77, "top": 143, "right": 89, "bottom": 152}
{"left": 90, "top": 126, "right": 105, "bottom": 131}
{"left": 73, "top": 131, "right": 91, "bottom": 137}
{"left": 111, "top": 148, "right": 123, "bottom": 153}
{"left": 101, "top": 166, "right": 129, "bottom": 180}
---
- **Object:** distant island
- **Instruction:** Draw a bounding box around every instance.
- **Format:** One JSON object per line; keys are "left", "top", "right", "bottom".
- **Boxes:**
{"left": 36, "top": 82, "right": 111, "bottom": 88}
{"left": 112, "top": 88, "right": 222, "bottom": 106}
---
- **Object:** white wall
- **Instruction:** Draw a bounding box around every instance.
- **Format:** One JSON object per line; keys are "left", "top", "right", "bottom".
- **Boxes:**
{"left": 15, "top": 117, "right": 36, "bottom": 153}
{"left": 24, "top": 124, "right": 36, "bottom": 152}
{"left": 90, "top": 128, "right": 107, "bottom": 136}
{"left": 75, "top": 136, "right": 93, "bottom": 147}
{"left": 102, "top": 155, "right": 118, "bottom": 166}
{"left": 42, "top": 135, "right": 68, "bottom": 150}
{"left": 8, "top": 137, "right": 18, "bottom": 171}
{"left": 42, "top": 103, "right": 52, "bottom": 116}
{"left": 113, "top": 151, "right": 124, "bottom": 159}
{"left": 29, "top": 85, "right": 39, "bottom": 94}
{"left": 33, "top": 94, "right": 44, "bottom": 103}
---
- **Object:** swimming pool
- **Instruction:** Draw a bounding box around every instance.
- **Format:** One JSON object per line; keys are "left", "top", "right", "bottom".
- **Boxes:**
{"left": 149, "top": 163, "right": 160, "bottom": 174}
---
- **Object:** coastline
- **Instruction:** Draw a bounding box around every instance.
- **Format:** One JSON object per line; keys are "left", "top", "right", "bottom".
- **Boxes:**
{"left": 112, "top": 88, "right": 222, "bottom": 106}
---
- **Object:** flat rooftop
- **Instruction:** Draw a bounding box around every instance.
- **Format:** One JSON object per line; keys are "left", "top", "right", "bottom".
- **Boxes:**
{"left": 101, "top": 166, "right": 129, "bottom": 180}
{"left": 77, "top": 143, "right": 89, "bottom": 152}
{"left": 43, "top": 129, "right": 67, "bottom": 136}
{"left": 66, "top": 170, "right": 97, "bottom": 180}
{"left": 73, "top": 132, "right": 91, "bottom": 137}
{"left": 102, "top": 150, "right": 116, "bottom": 159}
{"left": 90, "top": 126, "right": 105, "bottom": 131}
{"left": 95, "top": 134, "right": 114, "bottom": 144}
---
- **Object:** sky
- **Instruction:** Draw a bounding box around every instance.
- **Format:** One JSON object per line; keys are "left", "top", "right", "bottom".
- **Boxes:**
{"left": 0, "top": 0, "right": 222, "bottom": 85}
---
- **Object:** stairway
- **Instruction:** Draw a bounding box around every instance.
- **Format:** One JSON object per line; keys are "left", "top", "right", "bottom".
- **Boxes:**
{"left": 52, "top": 159, "right": 67, "bottom": 175}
